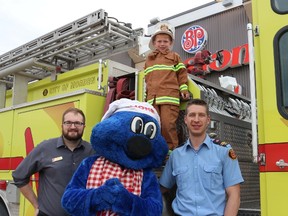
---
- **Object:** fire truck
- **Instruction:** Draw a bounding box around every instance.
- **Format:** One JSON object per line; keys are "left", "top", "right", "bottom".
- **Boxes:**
{"left": 0, "top": 0, "right": 285, "bottom": 215}
{"left": 251, "top": 0, "right": 288, "bottom": 215}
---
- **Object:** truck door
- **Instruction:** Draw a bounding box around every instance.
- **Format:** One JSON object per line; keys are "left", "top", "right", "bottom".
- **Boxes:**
{"left": 252, "top": 1, "right": 288, "bottom": 215}
{"left": 14, "top": 101, "right": 79, "bottom": 216}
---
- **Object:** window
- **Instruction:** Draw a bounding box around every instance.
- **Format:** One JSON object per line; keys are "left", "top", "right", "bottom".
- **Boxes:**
{"left": 271, "top": 0, "right": 288, "bottom": 14}
{"left": 274, "top": 26, "right": 288, "bottom": 117}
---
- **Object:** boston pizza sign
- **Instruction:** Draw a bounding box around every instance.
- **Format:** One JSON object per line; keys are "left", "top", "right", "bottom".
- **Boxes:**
{"left": 181, "top": 25, "right": 208, "bottom": 54}
{"left": 184, "top": 44, "right": 250, "bottom": 73}
{"left": 181, "top": 25, "right": 249, "bottom": 73}
{"left": 208, "top": 44, "right": 249, "bottom": 71}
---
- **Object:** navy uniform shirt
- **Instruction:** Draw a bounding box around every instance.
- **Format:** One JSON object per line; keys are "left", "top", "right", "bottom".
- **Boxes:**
{"left": 12, "top": 136, "right": 95, "bottom": 216}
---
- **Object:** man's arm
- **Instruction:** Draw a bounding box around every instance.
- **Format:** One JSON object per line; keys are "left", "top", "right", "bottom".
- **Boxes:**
{"left": 160, "top": 184, "right": 175, "bottom": 216}
{"left": 160, "top": 185, "right": 170, "bottom": 194}
{"left": 19, "top": 184, "right": 39, "bottom": 214}
{"left": 224, "top": 184, "right": 241, "bottom": 216}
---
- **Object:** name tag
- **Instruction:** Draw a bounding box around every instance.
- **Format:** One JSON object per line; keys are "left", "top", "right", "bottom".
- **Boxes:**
{"left": 52, "top": 156, "right": 63, "bottom": 162}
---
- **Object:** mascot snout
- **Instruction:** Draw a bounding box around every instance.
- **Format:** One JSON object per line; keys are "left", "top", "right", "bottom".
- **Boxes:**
{"left": 127, "top": 136, "right": 152, "bottom": 159}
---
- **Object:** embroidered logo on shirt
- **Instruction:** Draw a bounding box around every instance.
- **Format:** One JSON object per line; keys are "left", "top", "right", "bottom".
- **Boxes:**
{"left": 212, "top": 138, "right": 237, "bottom": 159}
{"left": 229, "top": 149, "right": 237, "bottom": 160}
{"left": 52, "top": 156, "right": 63, "bottom": 162}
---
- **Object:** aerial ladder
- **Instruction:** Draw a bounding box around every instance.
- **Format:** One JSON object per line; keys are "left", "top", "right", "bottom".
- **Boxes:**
{"left": 0, "top": 9, "right": 144, "bottom": 108}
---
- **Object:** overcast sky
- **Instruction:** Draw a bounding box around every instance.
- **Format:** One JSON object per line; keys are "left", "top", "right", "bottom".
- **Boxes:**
{"left": 0, "top": 0, "right": 212, "bottom": 55}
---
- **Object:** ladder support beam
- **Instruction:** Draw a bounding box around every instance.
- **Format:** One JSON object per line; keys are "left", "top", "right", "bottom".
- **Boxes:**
{"left": 0, "top": 83, "right": 6, "bottom": 108}
{"left": 12, "top": 74, "right": 30, "bottom": 105}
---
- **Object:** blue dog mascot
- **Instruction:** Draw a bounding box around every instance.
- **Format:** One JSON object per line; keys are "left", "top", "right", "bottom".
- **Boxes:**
{"left": 61, "top": 98, "right": 168, "bottom": 216}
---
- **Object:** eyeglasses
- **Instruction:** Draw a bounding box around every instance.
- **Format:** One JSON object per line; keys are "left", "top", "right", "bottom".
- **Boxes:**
{"left": 63, "top": 121, "right": 85, "bottom": 127}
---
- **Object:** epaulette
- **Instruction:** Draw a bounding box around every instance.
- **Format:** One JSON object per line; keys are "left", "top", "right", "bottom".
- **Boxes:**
{"left": 212, "top": 139, "right": 237, "bottom": 160}
{"left": 212, "top": 139, "right": 231, "bottom": 148}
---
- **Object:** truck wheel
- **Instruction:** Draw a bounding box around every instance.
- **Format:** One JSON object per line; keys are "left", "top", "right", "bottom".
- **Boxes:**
{"left": 0, "top": 202, "right": 9, "bottom": 216}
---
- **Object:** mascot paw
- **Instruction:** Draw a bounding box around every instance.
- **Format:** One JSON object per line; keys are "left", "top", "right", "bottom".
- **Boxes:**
{"left": 104, "top": 178, "right": 134, "bottom": 213}
{"left": 104, "top": 178, "right": 122, "bottom": 187}
{"left": 105, "top": 178, "right": 130, "bottom": 199}
{"left": 99, "top": 178, "right": 123, "bottom": 204}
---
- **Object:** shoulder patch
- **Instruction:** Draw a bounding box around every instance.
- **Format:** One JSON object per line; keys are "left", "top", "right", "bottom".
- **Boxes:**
{"left": 212, "top": 138, "right": 237, "bottom": 159}
{"left": 228, "top": 148, "right": 237, "bottom": 160}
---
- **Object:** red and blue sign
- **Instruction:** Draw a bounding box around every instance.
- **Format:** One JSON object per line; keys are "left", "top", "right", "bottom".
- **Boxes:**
{"left": 181, "top": 25, "right": 208, "bottom": 54}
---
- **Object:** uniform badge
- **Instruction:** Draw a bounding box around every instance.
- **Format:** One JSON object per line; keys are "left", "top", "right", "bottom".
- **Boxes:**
{"left": 52, "top": 156, "right": 63, "bottom": 162}
{"left": 213, "top": 139, "right": 228, "bottom": 147}
{"left": 220, "top": 141, "right": 227, "bottom": 146}
{"left": 228, "top": 149, "right": 237, "bottom": 160}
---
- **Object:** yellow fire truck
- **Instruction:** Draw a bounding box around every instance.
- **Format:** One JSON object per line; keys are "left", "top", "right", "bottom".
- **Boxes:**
{"left": 0, "top": 7, "right": 253, "bottom": 215}
{"left": 250, "top": 0, "right": 288, "bottom": 215}
{"left": 0, "top": 0, "right": 286, "bottom": 215}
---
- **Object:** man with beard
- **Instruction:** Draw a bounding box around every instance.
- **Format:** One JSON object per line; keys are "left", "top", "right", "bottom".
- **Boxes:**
{"left": 12, "top": 107, "right": 94, "bottom": 216}
{"left": 159, "top": 99, "right": 244, "bottom": 216}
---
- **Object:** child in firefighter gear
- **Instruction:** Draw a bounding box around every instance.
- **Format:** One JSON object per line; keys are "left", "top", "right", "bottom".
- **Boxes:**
{"left": 159, "top": 99, "right": 244, "bottom": 216}
{"left": 144, "top": 21, "right": 190, "bottom": 150}
{"left": 61, "top": 98, "right": 169, "bottom": 216}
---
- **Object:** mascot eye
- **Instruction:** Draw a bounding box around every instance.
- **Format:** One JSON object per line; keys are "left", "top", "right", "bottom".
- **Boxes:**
{"left": 144, "top": 122, "right": 157, "bottom": 139}
{"left": 131, "top": 117, "right": 144, "bottom": 134}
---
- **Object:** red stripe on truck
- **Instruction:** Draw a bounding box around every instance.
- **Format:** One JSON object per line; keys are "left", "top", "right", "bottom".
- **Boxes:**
{"left": 258, "top": 143, "right": 288, "bottom": 172}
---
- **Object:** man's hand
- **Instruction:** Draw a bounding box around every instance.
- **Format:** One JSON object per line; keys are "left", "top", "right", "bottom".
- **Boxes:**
{"left": 34, "top": 208, "right": 39, "bottom": 216}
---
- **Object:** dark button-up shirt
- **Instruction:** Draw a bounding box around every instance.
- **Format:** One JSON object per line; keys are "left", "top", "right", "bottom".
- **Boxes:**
{"left": 12, "top": 136, "right": 95, "bottom": 216}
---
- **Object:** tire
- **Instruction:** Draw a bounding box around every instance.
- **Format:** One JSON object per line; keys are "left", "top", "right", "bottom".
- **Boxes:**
{"left": 0, "top": 201, "right": 9, "bottom": 216}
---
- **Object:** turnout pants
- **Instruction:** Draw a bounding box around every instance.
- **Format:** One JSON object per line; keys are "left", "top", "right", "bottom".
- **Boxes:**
{"left": 153, "top": 104, "right": 179, "bottom": 150}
